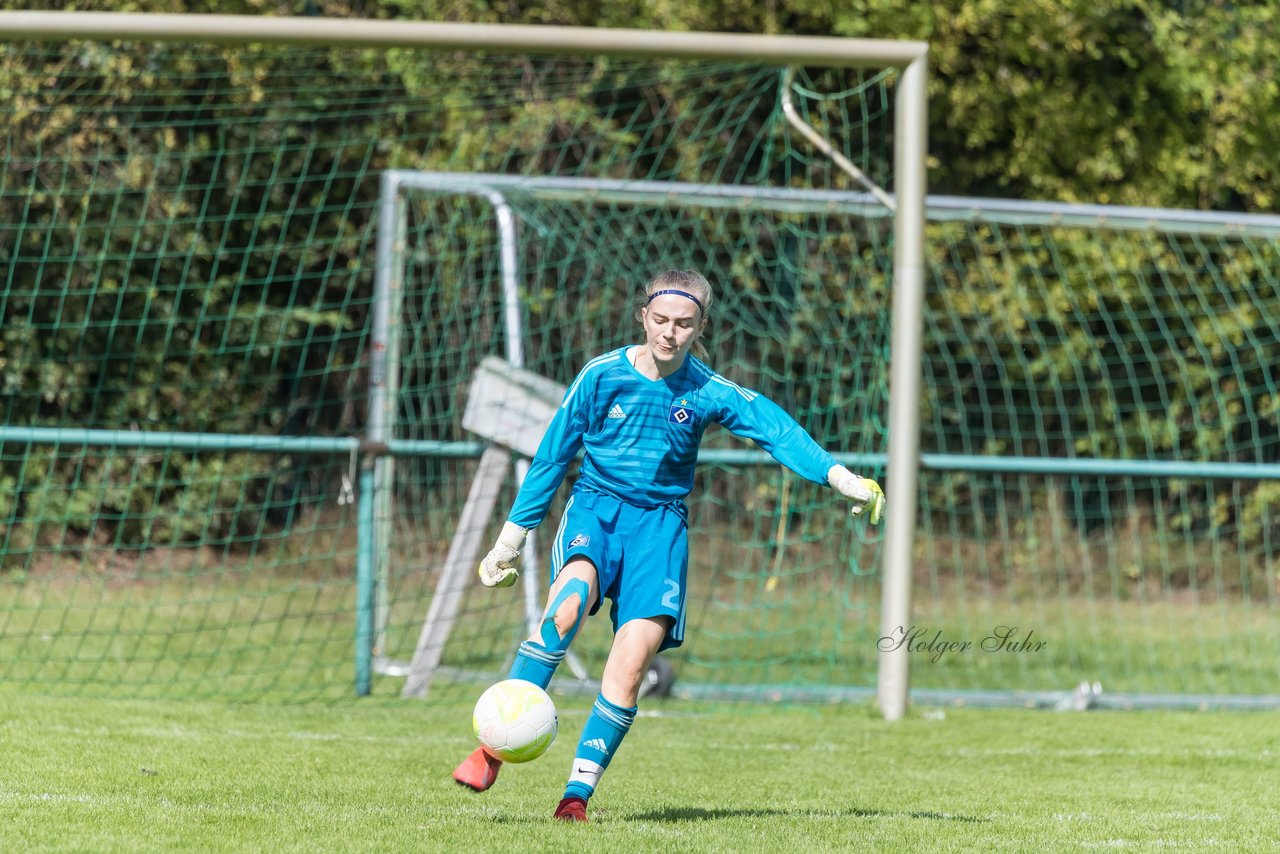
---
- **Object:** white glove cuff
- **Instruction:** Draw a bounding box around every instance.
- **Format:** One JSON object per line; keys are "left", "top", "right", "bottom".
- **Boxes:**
{"left": 497, "top": 521, "right": 528, "bottom": 551}
{"left": 827, "top": 464, "right": 857, "bottom": 495}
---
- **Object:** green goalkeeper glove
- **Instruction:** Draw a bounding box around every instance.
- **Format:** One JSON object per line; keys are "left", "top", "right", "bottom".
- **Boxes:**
{"left": 478, "top": 521, "right": 528, "bottom": 588}
{"left": 827, "top": 464, "right": 885, "bottom": 525}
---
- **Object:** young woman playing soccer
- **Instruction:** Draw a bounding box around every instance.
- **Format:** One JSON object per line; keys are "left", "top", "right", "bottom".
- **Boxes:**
{"left": 451, "top": 269, "right": 884, "bottom": 822}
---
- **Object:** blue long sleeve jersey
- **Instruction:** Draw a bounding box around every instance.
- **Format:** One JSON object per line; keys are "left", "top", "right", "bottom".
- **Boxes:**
{"left": 508, "top": 347, "right": 839, "bottom": 530}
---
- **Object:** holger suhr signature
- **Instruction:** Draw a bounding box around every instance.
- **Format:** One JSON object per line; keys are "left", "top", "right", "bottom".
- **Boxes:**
{"left": 878, "top": 625, "right": 1047, "bottom": 663}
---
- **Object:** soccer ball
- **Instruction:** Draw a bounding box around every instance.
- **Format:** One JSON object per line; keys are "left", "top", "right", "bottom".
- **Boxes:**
{"left": 471, "top": 679, "right": 558, "bottom": 763}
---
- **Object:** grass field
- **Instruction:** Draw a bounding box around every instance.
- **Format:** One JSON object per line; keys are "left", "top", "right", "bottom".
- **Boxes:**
{"left": 3, "top": 523, "right": 1277, "bottom": 850}
{"left": 2, "top": 690, "right": 1276, "bottom": 852}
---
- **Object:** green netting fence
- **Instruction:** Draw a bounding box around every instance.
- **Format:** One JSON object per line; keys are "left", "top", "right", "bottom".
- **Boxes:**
{"left": 2, "top": 20, "right": 1278, "bottom": 707}
{"left": 379, "top": 180, "right": 1280, "bottom": 709}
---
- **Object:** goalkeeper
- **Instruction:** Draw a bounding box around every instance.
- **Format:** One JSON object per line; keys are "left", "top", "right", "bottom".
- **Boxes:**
{"left": 452, "top": 269, "right": 884, "bottom": 822}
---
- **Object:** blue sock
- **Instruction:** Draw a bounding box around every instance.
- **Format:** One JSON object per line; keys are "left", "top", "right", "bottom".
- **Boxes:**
{"left": 564, "top": 693, "right": 637, "bottom": 801}
{"left": 508, "top": 578, "right": 589, "bottom": 690}
{"left": 507, "top": 640, "right": 563, "bottom": 689}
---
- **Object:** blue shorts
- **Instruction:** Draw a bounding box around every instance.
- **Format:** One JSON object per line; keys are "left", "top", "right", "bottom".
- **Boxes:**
{"left": 550, "top": 484, "right": 689, "bottom": 652}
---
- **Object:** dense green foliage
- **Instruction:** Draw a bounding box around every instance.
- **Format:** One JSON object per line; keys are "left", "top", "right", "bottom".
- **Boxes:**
{"left": 39, "top": 0, "right": 1278, "bottom": 212}
{"left": 414, "top": 0, "right": 1275, "bottom": 210}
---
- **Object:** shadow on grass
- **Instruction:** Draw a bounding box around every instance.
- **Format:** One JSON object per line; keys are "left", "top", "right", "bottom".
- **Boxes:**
{"left": 627, "top": 806, "right": 986, "bottom": 823}
{"left": 457, "top": 804, "right": 985, "bottom": 825}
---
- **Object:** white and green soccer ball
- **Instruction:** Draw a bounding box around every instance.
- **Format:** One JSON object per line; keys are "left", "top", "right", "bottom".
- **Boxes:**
{"left": 472, "top": 679, "right": 558, "bottom": 763}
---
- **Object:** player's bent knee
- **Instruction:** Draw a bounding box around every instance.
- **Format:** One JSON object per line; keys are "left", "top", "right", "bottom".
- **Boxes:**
{"left": 553, "top": 593, "right": 584, "bottom": 638}
{"left": 538, "top": 577, "right": 590, "bottom": 651}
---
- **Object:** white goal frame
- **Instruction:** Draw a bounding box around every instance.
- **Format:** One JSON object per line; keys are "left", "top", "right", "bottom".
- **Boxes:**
{"left": 3, "top": 12, "right": 928, "bottom": 718}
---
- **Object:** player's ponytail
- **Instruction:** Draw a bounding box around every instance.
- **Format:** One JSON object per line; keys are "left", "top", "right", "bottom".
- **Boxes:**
{"left": 636, "top": 269, "right": 713, "bottom": 361}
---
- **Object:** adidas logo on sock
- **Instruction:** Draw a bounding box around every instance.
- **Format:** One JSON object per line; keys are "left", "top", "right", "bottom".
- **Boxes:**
{"left": 581, "top": 737, "right": 610, "bottom": 754}
{"left": 607, "top": 404, "right": 626, "bottom": 419}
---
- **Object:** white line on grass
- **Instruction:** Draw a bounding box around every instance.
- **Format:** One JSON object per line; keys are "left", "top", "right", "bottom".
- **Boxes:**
{"left": 944, "top": 746, "right": 1273, "bottom": 759}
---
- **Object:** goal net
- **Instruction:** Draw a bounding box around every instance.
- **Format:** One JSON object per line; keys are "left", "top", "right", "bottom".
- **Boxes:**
{"left": 377, "top": 175, "right": 896, "bottom": 702}
{"left": 0, "top": 15, "right": 923, "bottom": 703}
{"left": 4, "top": 14, "right": 1275, "bottom": 711}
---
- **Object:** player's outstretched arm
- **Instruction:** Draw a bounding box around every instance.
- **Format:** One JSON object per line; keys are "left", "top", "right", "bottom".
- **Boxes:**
{"left": 827, "top": 464, "right": 885, "bottom": 525}
{"left": 705, "top": 370, "right": 883, "bottom": 525}
{"left": 478, "top": 521, "right": 529, "bottom": 588}
{"left": 480, "top": 357, "right": 601, "bottom": 590}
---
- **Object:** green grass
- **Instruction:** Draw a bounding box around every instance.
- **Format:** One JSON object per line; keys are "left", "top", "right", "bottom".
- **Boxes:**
{"left": 1, "top": 691, "right": 1276, "bottom": 852}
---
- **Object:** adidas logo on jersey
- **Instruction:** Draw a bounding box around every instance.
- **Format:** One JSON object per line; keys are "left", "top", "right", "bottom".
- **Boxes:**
{"left": 581, "top": 737, "right": 609, "bottom": 754}
{"left": 607, "top": 404, "right": 626, "bottom": 419}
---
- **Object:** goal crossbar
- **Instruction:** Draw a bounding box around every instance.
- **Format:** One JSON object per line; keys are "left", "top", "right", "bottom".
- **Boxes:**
{"left": 0, "top": 11, "right": 926, "bottom": 67}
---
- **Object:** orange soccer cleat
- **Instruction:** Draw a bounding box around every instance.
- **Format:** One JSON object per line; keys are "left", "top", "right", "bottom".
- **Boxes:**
{"left": 553, "top": 796, "right": 588, "bottom": 823}
{"left": 452, "top": 747, "right": 503, "bottom": 792}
